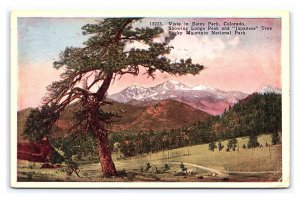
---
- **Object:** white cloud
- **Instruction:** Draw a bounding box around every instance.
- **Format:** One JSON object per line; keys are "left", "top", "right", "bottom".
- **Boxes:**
{"left": 167, "top": 35, "right": 226, "bottom": 63}
{"left": 123, "top": 32, "right": 240, "bottom": 65}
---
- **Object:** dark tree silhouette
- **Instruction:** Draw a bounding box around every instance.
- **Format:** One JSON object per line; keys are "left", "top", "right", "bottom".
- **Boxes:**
{"left": 23, "top": 18, "right": 204, "bottom": 177}
{"left": 218, "top": 142, "right": 224, "bottom": 152}
{"left": 208, "top": 142, "right": 217, "bottom": 152}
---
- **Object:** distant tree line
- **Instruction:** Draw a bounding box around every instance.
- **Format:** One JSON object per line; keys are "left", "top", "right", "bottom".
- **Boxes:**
{"left": 50, "top": 93, "right": 282, "bottom": 159}
{"left": 113, "top": 93, "right": 282, "bottom": 157}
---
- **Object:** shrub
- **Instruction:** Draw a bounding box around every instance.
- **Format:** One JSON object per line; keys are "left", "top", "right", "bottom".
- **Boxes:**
{"left": 145, "top": 162, "right": 151, "bottom": 171}
{"left": 49, "top": 151, "right": 64, "bottom": 164}
{"left": 117, "top": 169, "right": 127, "bottom": 177}
{"left": 179, "top": 162, "right": 187, "bottom": 173}
{"left": 163, "top": 163, "right": 170, "bottom": 171}
{"left": 208, "top": 142, "right": 217, "bottom": 152}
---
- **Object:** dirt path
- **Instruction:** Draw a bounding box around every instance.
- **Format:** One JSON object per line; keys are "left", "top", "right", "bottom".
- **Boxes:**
{"left": 163, "top": 162, "right": 281, "bottom": 178}
{"left": 164, "top": 162, "right": 227, "bottom": 177}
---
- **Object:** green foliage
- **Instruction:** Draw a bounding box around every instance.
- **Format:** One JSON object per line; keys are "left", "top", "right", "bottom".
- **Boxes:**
{"left": 227, "top": 138, "right": 238, "bottom": 151}
{"left": 111, "top": 93, "right": 281, "bottom": 157}
{"left": 179, "top": 162, "right": 187, "bottom": 172}
{"left": 271, "top": 131, "right": 280, "bottom": 145}
{"left": 51, "top": 134, "right": 98, "bottom": 163}
{"left": 24, "top": 18, "right": 205, "bottom": 170}
{"left": 163, "top": 163, "right": 170, "bottom": 171}
{"left": 214, "top": 93, "right": 282, "bottom": 139}
{"left": 23, "top": 106, "right": 58, "bottom": 141}
{"left": 120, "top": 140, "right": 136, "bottom": 157}
{"left": 47, "top": 93, "right": 281, "bottom": 159}
{"left": 208, "top": 142, "right": 217, "bottom": 152}
{"left": 145, "top": 162, "right": 151, "bottom": 172}
{"left": 218, "top": 142, "right": 224, "bottom": 152}
{"left": 23, "top": 18, "right": 281, "bottom": 160}
{"left": 49, "top": 151, "right": 65, "bottom": 164}
{"left": 50, "top": 18, "right": 204, "bottom": 106}
{"left": 247, "top": 134, "right": 260, "bottom": 149}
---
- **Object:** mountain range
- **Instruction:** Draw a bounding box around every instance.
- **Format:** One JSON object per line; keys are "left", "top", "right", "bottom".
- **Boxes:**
{"left": 17, "top": 80, "right": 281, "bottom": 140}
{"left": 17, "top": 99, "right": 211, "bottom": 140}
{"left": 109, "top": 80, "right": 248, "bottom": 115}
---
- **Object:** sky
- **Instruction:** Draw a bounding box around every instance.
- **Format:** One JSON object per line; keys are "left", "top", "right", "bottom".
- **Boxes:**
{"left": 17, "top": 17, "right": 281, "bottom": 110}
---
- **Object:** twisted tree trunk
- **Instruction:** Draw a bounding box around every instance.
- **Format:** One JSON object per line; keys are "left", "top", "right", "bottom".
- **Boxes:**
{"left": 88, "top": 73, "right": 117, "bottom": 177}
{"left": 95, "top": 131, "right": 117, "bottom": 177}
{"left": 89, "top": 108, "right": 117, "bottom": 177}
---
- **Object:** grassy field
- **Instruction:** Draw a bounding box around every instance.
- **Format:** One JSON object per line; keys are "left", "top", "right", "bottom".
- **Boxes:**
{"left": 17, "top": 134, "right": 282, "bottom": 182}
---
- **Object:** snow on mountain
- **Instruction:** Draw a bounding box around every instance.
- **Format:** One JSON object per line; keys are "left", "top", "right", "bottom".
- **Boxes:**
{"left": 108, "top": 80, "right": 248, "bottom": 115}
{"left": 154, "top": 80, "right": 191, "bottom": 91}
{"left": 112, "top": 85, "right": 148, "bottom": 102}
{"left": 192, "top": 85, "right": 215, "bottom": 91}
{"left": 258, "top": 85, "right": 282, "bottom": 94}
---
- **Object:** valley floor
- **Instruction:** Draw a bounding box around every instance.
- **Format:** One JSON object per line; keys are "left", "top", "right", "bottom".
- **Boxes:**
{"left": 17, "top": 134, "right": 282, "bottom": 183}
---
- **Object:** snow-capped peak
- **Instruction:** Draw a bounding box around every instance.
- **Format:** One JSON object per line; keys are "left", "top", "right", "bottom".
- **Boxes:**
{"left": 126, "top": 85, "right": 146, "bottom": 90}
{"left": 158, "top": 80, "right": 191, "bottom": 91}
{"left": 192, "top": 85, "right": 215, "bottom": 91}
{"left": 258, "top": 85, "right": 281, "bottom": 94}
{"left": 108, "top": 80, "right": 249, "bottom": 115}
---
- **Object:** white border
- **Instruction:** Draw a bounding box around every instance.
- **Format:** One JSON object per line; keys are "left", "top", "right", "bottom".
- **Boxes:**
{"left": 10, "top": 10, "right": 290, "bottom": 188}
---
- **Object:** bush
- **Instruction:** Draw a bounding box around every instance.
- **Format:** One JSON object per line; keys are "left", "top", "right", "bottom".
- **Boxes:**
{"left": 218, "top": 142, "right": 224, "bottom": 152}
{"left": 271, "top": 131, "right": 280, "bottom": 145}
{"left": 155, "top": 167, "right": 160, "bottom": 174}
{"left": 208, "top": 142, "right": 217, "bottom": 152}
{"left": 227, "top": 138, "right": 238, "bottom": 151}
{"left": 145, "top": 162, "right": 151, "bottom": 171}
{"left": 49, "top": 151, "right": 64, "bottom": 164}
{"left": 117, "top": 169, "right": 127, "bottom": 177}
{"left": 163, "top": 163, "right": 170, "bottom": 171}
{"left": 247, "top": 135, "right": 260, "bottom": 149}
{"left": 179, "top": 162, "right": 187, "bottom": 173}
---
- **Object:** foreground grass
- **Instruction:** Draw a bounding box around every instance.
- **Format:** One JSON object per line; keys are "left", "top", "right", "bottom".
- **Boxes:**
{"left": 17, "top": 134, "right": 282, "bottom": 182}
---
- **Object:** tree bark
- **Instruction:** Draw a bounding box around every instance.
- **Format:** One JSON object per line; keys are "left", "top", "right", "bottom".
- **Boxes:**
{"left": 86, "top": 73, "right": 117, "bottom": 177}
{"left": 88, "top": 99, "right": 117, "bottom": 177}
{"left": 95, "top": 132, "right": 117, "bottom": 177}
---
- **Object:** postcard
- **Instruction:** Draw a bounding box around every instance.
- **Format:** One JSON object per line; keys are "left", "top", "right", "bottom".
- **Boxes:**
{"left": 10, "top": 10, "right": 290, "bottom": 188}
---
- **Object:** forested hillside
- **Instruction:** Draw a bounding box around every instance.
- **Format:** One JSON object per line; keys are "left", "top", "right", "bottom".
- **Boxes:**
{"left": 49, "top": 93, "right": 281, "bottom": 160}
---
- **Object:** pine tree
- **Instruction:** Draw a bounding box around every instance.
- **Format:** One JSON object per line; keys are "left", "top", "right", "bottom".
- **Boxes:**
{"left": 271, "top": 131, "right": 280, "bottom": 145}
{"left": 227, "top": 138, "right": 238, "bottom": 151}
{"left": 218, "top": 142, "right": 224, "bottom": 152}
{"left": 208, "top": 142, "right": 217, "bottom": 152}
{"left": 247, "top": 134, "right": 260, "bottom": 149}
{"left": 23, "top": 18, "right": 204, "bottom": 177}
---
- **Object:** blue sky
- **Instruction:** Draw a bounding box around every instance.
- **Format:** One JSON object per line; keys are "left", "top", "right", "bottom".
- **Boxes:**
{"left": 18, "top": 18, "right": 97, "bottom": 65}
